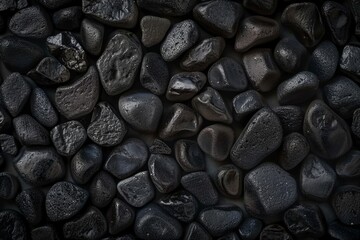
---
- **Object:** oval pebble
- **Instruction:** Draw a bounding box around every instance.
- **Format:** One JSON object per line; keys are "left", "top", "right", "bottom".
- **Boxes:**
{"left": 174, "top": 139, "right": 206, "bottom": 172}
{"left": 106, "top": 198, "right": 135, "bottom": 235}
{"left": 0, "top": 172, "right": 19, "bottom": 200}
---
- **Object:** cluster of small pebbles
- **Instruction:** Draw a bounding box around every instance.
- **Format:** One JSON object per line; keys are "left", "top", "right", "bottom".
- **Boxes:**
{"left": 0, "top": 0, "right": 360, "bottom": 239}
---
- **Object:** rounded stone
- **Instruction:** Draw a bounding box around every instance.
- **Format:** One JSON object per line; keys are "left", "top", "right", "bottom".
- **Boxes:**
{"left": 0, "top": 210, "right": 28, "bottom": 240}
{"left": 149, "top": 139, "right": 172, "bottom": 155}
{"left": 140, "top": 16, "right": 171, "bottom": 48}
{"left": 274, "top": 37, "right": 307, "bottom": 73}
{"left": 80, "top": 18, "right": 104, "bottom": 56}
{"left": 332, "top": 186, "right": 360, "bottom": 225}
{"left": 215, "top": 164, "right": 242, "bottom": 198}
{"left": 15, "top": 189, "right": 44, "bottom": 225}
{"left": 232, "top": 90, "right": 265, "bottom": 122}
{"left": 174, "top": 139, "right": 206, "bottom": 172}
{"left": 272, "top": 105, "right": 304, "bottom": 134}
{"left": 30, "top": 88, "right": 58, "bottom": 128}
{"left": 53, "top": 6, "right": 82, "bottom": 30}
{"left": 90, "top": 171, "right": 117, "bottom": 208}
{"left": 0, "top": 172, "right": 19, "bottom": 200}
{"left": 106, "top": 198, "right": 135, "bottom": 235}
{"left": 13, "top": 114, "right": 50, "bottom": 146}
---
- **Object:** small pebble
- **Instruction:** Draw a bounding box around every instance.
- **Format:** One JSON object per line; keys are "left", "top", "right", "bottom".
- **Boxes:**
{"left": 215, "top": 164, "right": 242, "bottom": 198}
{"left": 106, "top": 198, "right": 135, "bottom": 235}
{"left": 272, "top": 105, "right": 304, "bottom": 134}
{"left": 232, "top": 90, "right": 265, "bottom": 122}
{"left": 274, "top": 37, "right": 307, "bottom": 73}
{"left": 53, "top": 6, "right": 82, "bottom": 30}
{"left": 174, "top": 139, "right": 206, "bottom": 172}
{"left": 13, "top": 114, "right": 50, "bottom": 146}
{"left": 340, "top": 45, "right": 360, "bottom": 80}
{"left": 0, "top": 172, "right": 19, "bottom": 200}
{"left": 140, "top": 16, "right": 171, "bottom": 48}
{"left": 30, "top": 88, "right": 58, "bottom": 128}
{"left": 80, "top": 18, "right": 104, "bottom": 56}
{"left": 332, "top": 185, "right": 360, "bottom": 226}
{"left": 90, "top": 171, "right": 116, "bottom": 208}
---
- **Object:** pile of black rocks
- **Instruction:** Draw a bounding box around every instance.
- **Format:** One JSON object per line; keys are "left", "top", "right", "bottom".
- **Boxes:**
{"left": 0, "top": 0, "right": 359, "bottom": 239}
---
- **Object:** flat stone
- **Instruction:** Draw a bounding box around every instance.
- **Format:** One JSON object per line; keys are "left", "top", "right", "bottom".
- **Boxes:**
{"left": 0, "top": 107, "right": 11, "bottom": 133}
{"left": 140, "top": 16, "right": 171, "bottom": 47}
{"left": 352, "top": 108, "right": 360, "bottom": 138}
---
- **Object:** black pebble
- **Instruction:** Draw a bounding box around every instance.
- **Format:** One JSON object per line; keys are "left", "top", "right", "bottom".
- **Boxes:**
{"left": 339, "top": 45, "right": 360, "bottom": 80}
{"left": 31, "top": 226, "right": 59, "bottom": 240}
{"left": 244, "top": 163, "right": 298, "bottom": 218}
{"left": 14, "top": 147, "right": 65, "bottom": 186}
{"left": 300, "top": 154, "right": 336, "bottom": 201}
{"left": 106, "top": 198, "right": 135, "bottom": 235}
{"left": 231, "top": 108, "right": 283, "bottom": 170}
{"left": 71, "top": 144, "right": 102, "bottom": 185}
{"left": 140, "top": 16, "right": 171, "bottom": 48}
{"left": 274, "top": 37, "right": 307, "bottom": 73}
{"left": 260, "top": 224, "right": 292, "bottom": 240}
{"left": 232, "top": 90, "right": 265, "bottom": 122}
{"left": 336, "top": 150, "right": 360, "bottom": 178}
{"left": 30, "top": 88, "right": 58, "bottom": 128}
{"left": 0, "top": 172, "right": 19, "bottom": 200}
{"left": 87, "top": 102, "right": 127, "bottom": 147}
{"left": 90, "top": 171, "right": 116, "bottom": 208}
{"left": 181, "top": 171, "right": 219, "bottom": 206}
{"left": 28, "top": 57, "right": 70, "bottom": 85}
{"left": 63, "top": 206, "right": 107, "bottom": 240}
{"left": 80, "top": 18, "right": 104, "bottom": 56}
{"left": 174, "top": 139, "right": 206, "bottom": 172}
{"left": 148, "top": 154, "right": 181, "bottom": 193}
{"left": 332, "top": 185, "right": 360, "bottom": 225}
{"left": 184, "top": 222, "right": 212, "bottom": 240}
{"left": 242, "top": 48, "right": 281, "bottom": 92}
{"left": 208, "top": 57, "right": 248, "bottom": 92}
{"left": 53, "top": 6, "right": 82, "bottom": 30}
{"left": 140, "top": 52, "right": 169, "bottom": 95}
{"left": 13, "top": 114, "right": 50, "bottom": 146}
{"left": 149, "top": 139, "right": 172, "bottom": 155}
{"left": 215, "top": 164, "right": 242, "bottom": 198}
{"left": 105, "top": 138, "right": 148, "bottom": 180}
{"left": 134, "top": 203, "right": 183, "bottom": 240}
{"left": 272, "top": 105, "right": 304, "bottom": 134}
{"left": 45, "top": 181, "right": 89, "bottom": 222}
{"left": 0, "top": 210, "right": 28, "bottom": 240}
{"left": 198, "top": 205, "right": 243, "bottom": 237}
{"left": 238, "top": 217, "right": 263, "bottom": 240}
{"left": 15, "top": 188, "right": 44, "bottom": 225}
{"left": 0, "top": 73, "right": 31, "bottom": 117}
{"left": 117, "top": 171, "right": 155, "bottom": 208}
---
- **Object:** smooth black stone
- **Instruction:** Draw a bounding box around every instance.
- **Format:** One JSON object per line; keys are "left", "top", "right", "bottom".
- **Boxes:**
{"left": 140, "top": 16, "right": 171, "bottom": 48}
{"left": 71, "top": 144, "right": 102, "bottom": 184}
{"left": 231, "top": 108, "right": 283, "bottom": 170}
{"left": 97, "top": 31, "right": 142, "bottom": 95}
{"left": 106, "top": 198, "right": 135, "bottom": 235}
{"left": 303, "top": 100, "right": 352, "bottom": 159}
{"left": 242, "top": 48, "right": 281, "bottom": 92}
{"left": 149, "top": 139, "right": 172, "bottom": 155}
{"left": 0, "top": 36, "right": 44, "bottom": 72}
{"left": 352, "top": 108, "right": 360, "bottom": 138}
{"left": 63, "top": 206, "right": 107, "bottom": 240}
{"left": 243, "top": 0, "right": 277, "bottom": 15}
{"left": 15, "top": 189, "right": 44, "bottom": 225}
{"left": 332, "top": 185, "right": 360, "bottom": 225}
{"left": 82, "top": 0, "right": 137, "bottom": 28}
{"left": 0, "top": 73, "right": 31, "bottom": 117}
{"left": 0, "top": 210, "right": 28, "bottom": 240}
{"left": 174, "top": 139, "right": 206, "bottom": 172}
{"left": 14, "top": 147, "right": 65, "bottom": 186}
{"left": 90, "top": 171, "right": 116, "bottom": 208}
{"left": 300, "top": 154, "right": 336, "bottom": 201}
{"left": 323, "top": 76, "right": 360, "bottom": 119}
{"left": 350, "top": 0, "right": 360, "bottom": 36}
{"left": 81, "top": 18, "right": 104, "bottom": 56}
{"left": 238, "top": 218, "right": 263, "bottom": 240}
{"left": 340, "top": 44, "right": 360, "bottom": 80}
{"left": 28, "top": 57, "right": 70, "bottom": 85}
{"left": 161, "top": 19, "right": 199, "bottom": 62}
{"left": 192, "top": 87, "right": 233, "bottom": 124}
{"left": 47, "top": 32, "right": 88, "bottom": 72}
{"left": 336, "top": 150, "right": 360, "bottom": 178}
{"left": 134, "top": 204, "right": 183, "bottom": 240}
{"left": 55, "top": 66, "right": 99, "bottom": 120}
{"left": 181, "top": 171, "right": 219, "bottom": 206}
{"left": 118, "top": 91, "right": 162, "bottom": 132}
{"left": 38, "top": 0, "right": 72, "bottom": 9}
{"left": 0, "top": 134, "right": 18, "bottom": 156}
{"left": 322, "top": 1, "right": 352, "bottom": 46}
{"left": 50, "top": 121, "right": 87, "bottom": 157}
{"left": 148, "top": 154, "right": 181, "bottom": 193}
{"left": 158, "top": 191, "right": 199, "bottom": 222}
{"left": 181, "top": 37, "right": 225, "bottom": 72}
{"left": 140, "top": 52, "right": 169, "bottom": 95}
{"left": 117, "top": 171, "right": 155, "bottom": 207}
{"left": 0, "top": 172, "right": 19, "bottom": 200}
{"left": 159, "top": 103, "right": 203, "bottom": 141}
{"left": 260, "top": 224, "right": 292, "bottom": 240}
{"left": 53, "top": 6, "right": 82, "bottom": 30}
{"left": 308, "top": 41, "right": 339, "bottom": 83}
{"left": 235, "top": 16, "right": 280, "bottom": 53}
{"left": 215, "top": 164, "right": 242, "bottom": 198}
{"left": 9, "top": 6, "right": 52, "bottom": 38}
{"left": 184, "top": 222, "right": 212, "bottom": 240}
{"left": 46, "top": 181, "right": 88, "bottom": 222}
{"left": 87, "top": 102, "right": 127, "bottom": 147}
{"left": 272, "top": 105, "right": 303, "bottom": 134}
{"left": 279, "top": 132, "right": 309, "bottom": 170}
{"left": 274, "top": 37, "right": 307, "bottom": 73}
{"left": 328, "top": 220, "right": 360, "bottom": 240}
{"left": 277, "top": 71, "right": 319, "bottom": 105}
{"left": 281, "top": 3, "right": 325, "bottom": 47}
{"left": 31, "top": 226, "right": 59, "bottom": 240}
{"left": 218, "top": 232, "right": 240, "bottom": 240}
{"left": 0, "top": 107, "right": 11, "bottom": 133}
{"left": 208, "top": 57, "right": 248, "bottom": 92}
{"left": 244, "top": 163, "right": 298, "bottom": 218}
{"left": 166, "top": 72, "right": 206, "bottom": 102}
{"left": 232, "top": 90, "right": 265, "bottom": 122}
{"left": 284, "top": 204, "right": 325, "bottom": 238}
{"left": 30, "top": 88, "right": 58, "bottom": 128}
{"left": 198, "top": 206, "right": 243, "bottom": 237}
{"left": 105, "top": 138, "right": 148, "bottom": 180}
{"left": 197, "top": 124, "right": 234, "bottom": 161}
{"left": 13, "top": 114, "right": 50, "bottom": 146}
{"left": 193, "top": 0, "right": 243, "bottom": 38}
